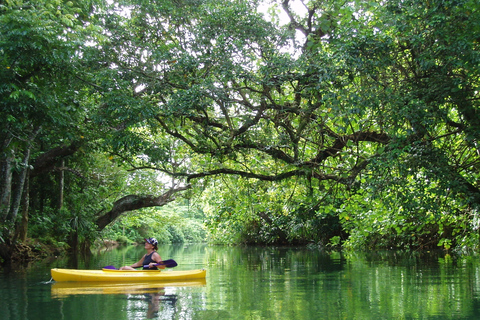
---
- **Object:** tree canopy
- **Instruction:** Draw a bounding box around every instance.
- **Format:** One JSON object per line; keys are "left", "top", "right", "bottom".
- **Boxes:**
{"left": 1, "top": 0, "right": 479, "bottom": 262}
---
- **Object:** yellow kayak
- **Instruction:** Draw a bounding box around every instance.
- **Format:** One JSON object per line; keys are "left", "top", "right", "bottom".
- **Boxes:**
{"left": 51, "top": 268, "right": 206, "bottom": 282}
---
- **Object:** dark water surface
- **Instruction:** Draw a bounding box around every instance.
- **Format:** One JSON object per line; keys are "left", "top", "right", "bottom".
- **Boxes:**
{"left": 1, "top": 244, "right": 480, "bottom": 319}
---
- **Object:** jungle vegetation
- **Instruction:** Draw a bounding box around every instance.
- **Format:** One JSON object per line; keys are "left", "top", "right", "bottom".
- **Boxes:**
{"left": 1, "top": 0, "right": 479, "bottom": 263}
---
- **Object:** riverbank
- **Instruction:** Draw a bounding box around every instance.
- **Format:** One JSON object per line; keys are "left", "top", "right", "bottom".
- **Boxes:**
{"left": 0, "top": 238, "right": 68, "bottom": 266}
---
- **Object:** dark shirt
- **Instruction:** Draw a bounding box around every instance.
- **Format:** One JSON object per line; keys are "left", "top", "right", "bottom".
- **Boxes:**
{"left": 143, "top": 251, "right": 158, "bottom": 270}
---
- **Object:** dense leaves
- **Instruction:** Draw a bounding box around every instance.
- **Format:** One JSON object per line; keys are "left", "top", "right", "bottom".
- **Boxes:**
{"left": 0, "top": 0, "right": 479, "bottom": 263}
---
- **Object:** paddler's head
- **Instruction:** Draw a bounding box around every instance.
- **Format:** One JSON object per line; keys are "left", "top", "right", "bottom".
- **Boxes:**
{"left": 145, "top": 237, "right": 158, "bottom": 250}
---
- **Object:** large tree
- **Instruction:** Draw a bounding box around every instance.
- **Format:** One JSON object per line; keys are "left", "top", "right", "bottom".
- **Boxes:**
{"left": 1, "top": 0, "right": 479, "bottom": 260}
{"left": 0, "top": 0, "right": 189, "bottom": 262}
{"left": 92, "top": 0, "right": 479, "bottom": 248}
{"left": 0, "top": 0, "right": 91, "bottom": 250}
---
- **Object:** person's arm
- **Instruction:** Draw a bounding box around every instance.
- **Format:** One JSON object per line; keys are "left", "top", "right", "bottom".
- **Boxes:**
{"left": 129, "top": 255, "right": 146, "bottom": 268}
{"left": 147, "top": 252, "right": 165, "bottom": 269}
{"left": 119, "top": 255, "right": 146, "bottom": 270}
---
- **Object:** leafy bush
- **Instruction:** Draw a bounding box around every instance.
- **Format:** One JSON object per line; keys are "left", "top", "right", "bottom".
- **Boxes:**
{"left": 116, "top": 235, "right": 131, "bottom": 245}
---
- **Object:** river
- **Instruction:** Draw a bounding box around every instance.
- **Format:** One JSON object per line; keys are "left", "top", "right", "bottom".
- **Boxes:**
{"left": 1, "top": 244, "right": 480, "bottom": 319}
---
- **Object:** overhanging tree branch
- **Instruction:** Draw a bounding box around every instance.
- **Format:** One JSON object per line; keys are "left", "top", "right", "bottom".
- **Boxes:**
{"left": 95, "top": 184, "right": 191, "bottom": 230}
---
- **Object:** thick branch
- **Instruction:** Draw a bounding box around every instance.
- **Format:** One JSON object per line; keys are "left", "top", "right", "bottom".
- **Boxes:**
{"left": 95, "top": 185, "right": 191, "bottom": 230}
{"left": 186, "top": 168, "right": 298, "bottom": 182}
{"left": 307, "top": 131, "right": 390, "bottom": 165}
{"left": 185, "top": 167, "right": 356, "bottom": 186}
{"left": 282, "top": 0, "right": 308, "bottom": 37}
{"left": 30, "top": 142, "right": 82, "bottom": 177}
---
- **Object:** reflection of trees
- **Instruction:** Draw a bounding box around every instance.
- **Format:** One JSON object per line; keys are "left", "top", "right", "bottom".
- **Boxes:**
{"left": 202, "top": 246, "right": 480, "bottom": 319}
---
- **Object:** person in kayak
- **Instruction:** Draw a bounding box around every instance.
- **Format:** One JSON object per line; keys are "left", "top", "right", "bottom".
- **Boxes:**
{"left": 119, "top": 237, "right": 165, "bottom": 270}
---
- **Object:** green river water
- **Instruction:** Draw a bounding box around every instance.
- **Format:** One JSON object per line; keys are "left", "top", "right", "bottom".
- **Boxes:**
{"left": 1, "top": 244, "right": 480, "bottom": 319}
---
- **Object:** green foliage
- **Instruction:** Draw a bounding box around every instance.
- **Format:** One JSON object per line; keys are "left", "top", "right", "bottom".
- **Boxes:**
{"left": 337, "top": 163, "right": 480, "bottom": 251}
{"left": 101, "top": 203, "right": 206, "bottom": 245}
{"left": 1, "top": 0, "right": 479, "bottom": 258}
{"left": 187, "top": 0, "right": 480, "bottom": 250}
{"left": 201, "top": 176, "right": 346, "bottom": 245}
{"left": 115, "top": 235, "right": 131, "bottom": 245}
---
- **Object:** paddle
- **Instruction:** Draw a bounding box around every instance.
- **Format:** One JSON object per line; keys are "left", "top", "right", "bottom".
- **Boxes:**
{"left": 103, "top": 259, "right": 178, "bottom": 270}
{"left": 152, "top": 259, "right": 177, "bottom": 268}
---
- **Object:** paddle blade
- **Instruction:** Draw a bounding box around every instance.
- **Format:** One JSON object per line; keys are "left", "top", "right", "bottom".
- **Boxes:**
{"left": 143, "top": 259, "right": 178, "bottom": 269}
{"left": 161, "top": 259, "right": 178, "bottom": 268}
{"left": 103, "top": 265, "right": 117, "bottom": 270}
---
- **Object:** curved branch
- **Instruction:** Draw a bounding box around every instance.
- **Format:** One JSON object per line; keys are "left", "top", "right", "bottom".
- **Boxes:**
{"left": 282, "top": 0, "right": 308, "bottom": 37}
{"left": 95, "top": 184, "right": 191, "bottom": 230}
{"left": 307, "top": 131, "right": 390, "bottom": 165}
{"left": 186, "top": 168, "right": 298, "bottom": 182}
{"left": 31, "top": 141, "right": 82, "bottom": 177}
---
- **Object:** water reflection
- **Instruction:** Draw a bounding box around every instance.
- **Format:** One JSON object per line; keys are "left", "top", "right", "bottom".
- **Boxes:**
{"left": 124, "top": 289, "right": 178, "bottom": 319}
{"left": 2, "top": 245, "right": 480, "bottom": 320}
{"left": 50, "top": 280, "right": 204, "bottom": 320}
{"left": 50, "top": 280, "right": 206, "bottom": 298}
{"left": 145, "top": 291, "right": 178, "bottom": 319}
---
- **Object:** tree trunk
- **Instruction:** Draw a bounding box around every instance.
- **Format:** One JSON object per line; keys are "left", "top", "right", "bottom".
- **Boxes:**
{"left": 18, "top": 172, "right": 30, "bottom": 242}
{"left": 95, "top": 185, "right": 191, "bottom": 230}
{"left": 6, "top": 127, "right": 41, "bottom": 224}
{"left": 0, "top": 137, "right": 14, "bottom": 222}
{"left": 7, "top": 148, "right": 32, "bottom": 223}
{"left": 58, "top": 159, "right": 64, "bottom": 209}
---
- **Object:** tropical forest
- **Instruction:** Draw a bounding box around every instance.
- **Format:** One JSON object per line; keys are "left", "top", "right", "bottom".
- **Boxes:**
{"left": 1, "top": 0, "right": 479, "bottom": 265}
